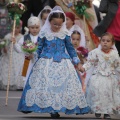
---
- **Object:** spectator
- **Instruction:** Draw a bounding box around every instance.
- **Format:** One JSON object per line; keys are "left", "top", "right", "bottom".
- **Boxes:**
{"left": 93, "top": 0, "right": 120, "bottom": 55}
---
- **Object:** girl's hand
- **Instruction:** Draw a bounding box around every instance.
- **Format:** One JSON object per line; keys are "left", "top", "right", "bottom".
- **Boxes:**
{"left": 11, "top": 37, "right": 16, "bottom": 44}
{"left": 77, "top": 63, "right": 82, "bottom": 71}
{"left": 78, "top": 63, "right": 85, "bottom": 73}
{"left": 80, "top": 66, "right": 85, "bottom": 73}
{"left": 82, "top": 85, "right": 86, "bottom": 93}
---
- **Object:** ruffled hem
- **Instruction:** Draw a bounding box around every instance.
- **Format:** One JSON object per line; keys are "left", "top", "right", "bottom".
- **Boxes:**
{"left": 18, "top": 105, "right": 90, "bottom": 114}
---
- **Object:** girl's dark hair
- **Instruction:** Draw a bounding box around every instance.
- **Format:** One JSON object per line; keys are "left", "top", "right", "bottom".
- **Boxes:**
{"left": 40, "top": 9, "right": 51, "bottom": 19}
{"left": 101, "top": 32, "right": 115, "bottom": 43}
{"left": 49, "top": 12, "right": 65, "bottom": 22}
{"left": 72, "top": 30, "right": 81, "bottom": 36}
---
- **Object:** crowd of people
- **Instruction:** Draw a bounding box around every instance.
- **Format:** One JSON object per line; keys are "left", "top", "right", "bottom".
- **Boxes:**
{"left": 0, "top": 0, "right": 120, "bottom": 119}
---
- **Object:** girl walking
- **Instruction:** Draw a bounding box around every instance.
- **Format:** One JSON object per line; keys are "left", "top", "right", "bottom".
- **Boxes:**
{"left": 17, "top": 6, "right": 90, "bottom": 118}
{"left": 80, "top": 32, "right": 120, "bottom": 119}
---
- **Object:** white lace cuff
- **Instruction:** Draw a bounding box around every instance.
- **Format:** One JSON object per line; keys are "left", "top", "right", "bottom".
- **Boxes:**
{"left": 73, "top": 57, "right": 80, "bottom": 65}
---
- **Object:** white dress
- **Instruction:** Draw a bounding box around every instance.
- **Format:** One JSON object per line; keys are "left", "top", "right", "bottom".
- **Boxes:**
{"left": 0, "top": 33, "right": 24, "bottom": 90}
{"left": 83, "top": 48, "right": 120, "bottom": 114}
{"left": 14, "top": 34, "right": 39, "bottom": 86}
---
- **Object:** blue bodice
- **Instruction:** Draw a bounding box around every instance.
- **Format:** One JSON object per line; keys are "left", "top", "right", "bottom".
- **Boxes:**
{"left": 37, "top": 35, "right": 80, "bottom": 63}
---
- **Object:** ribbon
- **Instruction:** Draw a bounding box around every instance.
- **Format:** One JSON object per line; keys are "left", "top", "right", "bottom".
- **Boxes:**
{"left": 8, "top": 13, "right": 21, "bottom": 25}
{"left": 75, "top": 5, "right": 94, "bottom": 20}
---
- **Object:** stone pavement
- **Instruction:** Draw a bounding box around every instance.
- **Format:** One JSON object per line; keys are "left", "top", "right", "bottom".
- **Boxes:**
{"left": 0, "top": 90, "right": 120, "bottom": 120}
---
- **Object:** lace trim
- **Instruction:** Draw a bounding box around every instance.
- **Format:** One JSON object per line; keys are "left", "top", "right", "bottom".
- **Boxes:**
{"left": 39, "top": 30, "right": 70, "bottom": 40}
{"left": 25, "top": 58, "right": 88, "bottom": 110}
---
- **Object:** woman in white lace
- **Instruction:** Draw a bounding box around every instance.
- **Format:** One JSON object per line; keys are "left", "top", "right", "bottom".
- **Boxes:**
{"left": 17, "top": 6, "right": 90, "bottom": 118}
{"left": 0, "top": 21, "right": 24, "bottom": 90}
{"left": 80, "top": 32, "right": 120, "bottom": 119}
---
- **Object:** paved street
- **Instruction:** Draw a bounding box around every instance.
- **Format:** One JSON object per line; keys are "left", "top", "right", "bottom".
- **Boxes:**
{"left": 0, "top": 91, "right": 120, "bottom": 120}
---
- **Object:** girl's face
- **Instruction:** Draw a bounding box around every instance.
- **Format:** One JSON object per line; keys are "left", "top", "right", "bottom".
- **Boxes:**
{"left": 15, "top": 25, "right": 21, "bottom": 35}
{"left": 41, "top": 13, "right": 49, "bottom": 25}
{"left": 66, "top": 17, "right": 74, "bottom": 30}
{"left": 71, "top": 33, "right": 80, "bottom": 49}
{"left": 50, "top": 18, "right": 63, "bottom": 32}
{"left": 29, "top": 25, "right": 40, "bottom": 36}
{"left": 100, "top": 35, "right": 113, "bottom": 51}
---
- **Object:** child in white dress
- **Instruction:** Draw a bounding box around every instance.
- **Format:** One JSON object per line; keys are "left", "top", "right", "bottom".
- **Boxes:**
{"left": 80, "top": 32, "right": 120, "bottom": 119}
{"left": 38, "top": 6, "right": 52, "bottom": 27}
{"left": 14, "top": 16, "right": 40, "bottom": 87}
{"left": 65, "top": 12, "right": 86, "bottom": 48}
{"left": 0, "top": 21, "right": 24, "bottom": 90}
{"left": 71, "top": 25, "right": 88, "bottom": 92}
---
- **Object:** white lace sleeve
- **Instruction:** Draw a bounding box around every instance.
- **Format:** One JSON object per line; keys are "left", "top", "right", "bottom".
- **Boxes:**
{"left": 83, "top": 49, "right": 97, "bottom": 71}
{"left": 72, "top": 57, "right": 80, "bottom": 65}
{"left": 114, "top": 51, "right": 120, "bottom": 73}
{"left": 4, "top": 33, "right": 11, "bottom": 47}
{"left": 14, "top": 37, "right": 24, "bottom": 53}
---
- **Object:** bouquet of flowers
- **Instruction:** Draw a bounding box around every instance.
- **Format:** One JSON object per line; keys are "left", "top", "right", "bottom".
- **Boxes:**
{"left": 21, "top": 40, "right": 38, "bottom": 54}
{"left": 0, "top": 39, "right": 7, "bottom": 49}
{"left": 21, "top": 40, "right": 38, "bottom": 77}
{"left": 77, "top": 46, "right": 88, "bottom": 58}
{"left": 6, "top": 2, "right": 26, "bottom": 14}
{"left": 63, "top": 0, "right": 91, "bottom": 8}
{"left": 7, "top": 2, "right": 26, "bottom": 25}
{"left": 62, "top": 0, "right": 92, "bottom": 19}
{"left": 74, "top": 0, "right": 91, "bottom": 16}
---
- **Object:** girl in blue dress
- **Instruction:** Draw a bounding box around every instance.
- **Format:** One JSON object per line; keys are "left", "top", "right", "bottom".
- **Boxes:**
{"left": 17, "top": 6, "right": 90, "bottom": 118}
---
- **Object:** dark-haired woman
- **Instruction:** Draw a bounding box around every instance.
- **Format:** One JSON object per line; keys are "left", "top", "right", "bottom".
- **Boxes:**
{"left": 17, "top": 6, "right": 90, "bottom": 118}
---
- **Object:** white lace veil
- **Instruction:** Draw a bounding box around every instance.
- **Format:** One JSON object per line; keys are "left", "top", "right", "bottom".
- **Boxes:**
{"left": 70, "top": 25, "right": 86, "bottom": 48}
{"left": 38, "top": 6, "right": 52, "bottom": 27}
{"left": 40, "top": 6, "right": 68, "bottom": 34}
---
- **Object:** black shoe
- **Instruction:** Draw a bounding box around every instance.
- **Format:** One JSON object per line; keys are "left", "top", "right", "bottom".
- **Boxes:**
{"left": 95, "top": 113, "right": 101, "bottom": 118}
{"left": 21, "top": 111, "right": 32, "bottom": 114}
{"left": 17, "top": 88, "right": 23, "bottom": 91}
{"left": 50, "top": 112, "right": 60, "bottom": 118}
{"left": 104, "top": 114, "right": 111, "bottom": 119}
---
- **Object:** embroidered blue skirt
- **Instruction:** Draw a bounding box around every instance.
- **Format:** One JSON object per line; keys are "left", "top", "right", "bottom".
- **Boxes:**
{"left": 18, "top": 58, "right": 90, "bottom": 114}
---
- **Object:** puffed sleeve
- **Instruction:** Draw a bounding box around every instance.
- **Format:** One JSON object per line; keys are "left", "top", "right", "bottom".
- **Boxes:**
{"left": 14, "top": 36, "right": 24, "bottom": 53}
{"left": 114, "top": 51, "right": 120, "bottom": 73}
{"left": 99, "top": 0, "right": 109, "bottom": 13}
{"left": 65, "top": 35, "right": 80, "bottom": 65}
{"left": 37, "top": 37, "right": 44, "bottom": 58}
{"left": 4, "top": 34, "right": 10, "bottom": 47}
{"left": 83, "top": 49, "right": 97, "bottom": 71}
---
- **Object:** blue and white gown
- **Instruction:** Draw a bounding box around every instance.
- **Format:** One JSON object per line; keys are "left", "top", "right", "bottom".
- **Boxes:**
{"left": 18, "top": 30, "right": 90, "bottom": 114}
